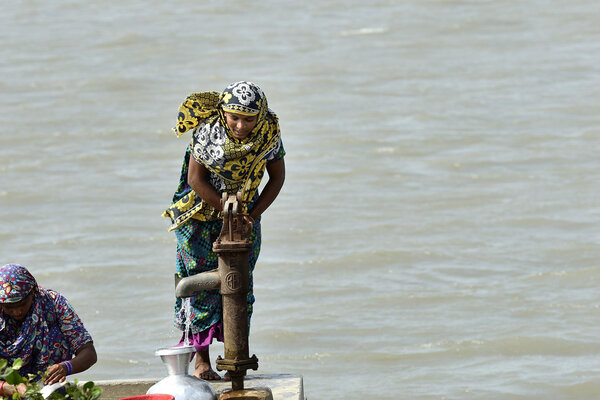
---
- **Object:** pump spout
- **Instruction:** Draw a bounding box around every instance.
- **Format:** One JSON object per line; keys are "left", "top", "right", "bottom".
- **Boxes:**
{"left": 174, "top": 271, "right": 221, "bottom": 298}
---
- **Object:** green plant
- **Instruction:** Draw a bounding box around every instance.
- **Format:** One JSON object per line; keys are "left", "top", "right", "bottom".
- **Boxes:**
{"left": 0, "top": 358, "right": 102, "bottom": 400}
{"left": 49, "top": 380, "right": 102, "bottom": 400}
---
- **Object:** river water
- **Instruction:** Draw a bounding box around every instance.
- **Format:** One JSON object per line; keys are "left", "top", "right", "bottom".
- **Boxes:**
{"left": 1, "top": 1, "right": 600, "bottom": 399}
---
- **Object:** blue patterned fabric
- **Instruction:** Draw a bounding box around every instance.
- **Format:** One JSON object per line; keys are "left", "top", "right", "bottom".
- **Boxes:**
{"left": 173, "top": 217, "right": 261, "bottom": 334}
{"left": 0, "top": 265, "right": 92, "bottom": 377}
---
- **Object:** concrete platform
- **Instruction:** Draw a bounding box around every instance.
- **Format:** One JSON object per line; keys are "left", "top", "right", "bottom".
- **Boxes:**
{"left": 91, "top": 374, "right": 304, "bottom": 400}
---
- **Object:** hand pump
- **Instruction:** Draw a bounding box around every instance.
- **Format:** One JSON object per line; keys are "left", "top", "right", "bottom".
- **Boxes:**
{"left": 175, "top": 192, "right": 259, "bottom": 393}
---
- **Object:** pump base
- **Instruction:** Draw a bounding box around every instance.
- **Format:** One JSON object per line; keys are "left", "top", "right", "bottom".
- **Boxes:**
{"left": 219, "top": 387, "right": 273, "bottom": 400}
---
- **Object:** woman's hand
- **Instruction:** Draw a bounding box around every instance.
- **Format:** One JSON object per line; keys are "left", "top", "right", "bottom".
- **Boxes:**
{"left": 44, "top": 363, "right": 67, "bottom": 385}
{"left": 1, "top": 382, "right": 28, "bottom": 396}
{"left": 16, "top": 382, "right": 27, "bottom": 395}
{"left": 43, "top": 342, "right": 98, "bottom": 385}
{"left": 242, "top": 213, "right": 255, "bottom": 226}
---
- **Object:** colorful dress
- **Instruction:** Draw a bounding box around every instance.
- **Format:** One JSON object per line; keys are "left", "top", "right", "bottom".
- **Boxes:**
{"left": 0, "top": 264, "right": 93, "bottom": 378}
{"left": 163, "top": 82, "right": 285, "bottom": 349}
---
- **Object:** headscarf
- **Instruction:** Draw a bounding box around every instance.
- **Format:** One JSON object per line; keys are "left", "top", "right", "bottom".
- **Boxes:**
{"left": 162, "top": 81, "right": 281, "bottom": 231}
{"left": 0, "top": 264, "right": 37, "bottom": 304}
{"left": 220, "top": 81, "right": 264, "bottom": 115}
{"left": 0, "top": 264, "right": 92, "bottom": 376}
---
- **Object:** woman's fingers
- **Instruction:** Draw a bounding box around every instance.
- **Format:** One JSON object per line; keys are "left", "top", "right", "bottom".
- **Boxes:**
{"left": 44, "top": 363, "right": 66, "bottom": 385}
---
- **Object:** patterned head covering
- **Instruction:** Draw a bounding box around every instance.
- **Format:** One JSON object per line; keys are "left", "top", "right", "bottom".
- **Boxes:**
{"left": 0, "top": 264, "right": 37, "bottom": 304}
{"left": 220, "top": 81, "right": 264, "bottom": 116}
{"left": 164, "top": 81, "right": 281, "bottom": 230}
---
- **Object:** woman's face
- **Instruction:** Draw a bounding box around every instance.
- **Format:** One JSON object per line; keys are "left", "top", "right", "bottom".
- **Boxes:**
{"left": 224, "top": 112, "right": 258, "bottom": 140}
{"left": 0, "top": 291, "right": 34, "bottom": 322}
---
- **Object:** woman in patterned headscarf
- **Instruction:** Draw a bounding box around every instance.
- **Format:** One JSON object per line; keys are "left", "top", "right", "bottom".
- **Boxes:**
{"left": 0, "top": 264, "right": 97, "bottom": 396}
{"left": 163, "top": 81, "right": 286, "bottom": 380}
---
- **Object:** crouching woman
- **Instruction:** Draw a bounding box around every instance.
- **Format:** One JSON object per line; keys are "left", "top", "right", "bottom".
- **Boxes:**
{"left": 0, "top": 264, "right": 97, "bottom": 396}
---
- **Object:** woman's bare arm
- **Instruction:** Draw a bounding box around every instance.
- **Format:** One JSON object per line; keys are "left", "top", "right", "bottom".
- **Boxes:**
{"left": 44, "top": 342, "right": 97, "bottom": 384}
{"left": 188, "top": 156, "right": 223, "bottom": 211}
{"left": 249, "top": 158, "right": 286, "bottom": 221}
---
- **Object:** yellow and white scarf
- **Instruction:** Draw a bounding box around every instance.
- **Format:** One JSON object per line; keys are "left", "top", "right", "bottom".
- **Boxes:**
{"left": 163, "top": 82, "right": 280, "bottom": 230}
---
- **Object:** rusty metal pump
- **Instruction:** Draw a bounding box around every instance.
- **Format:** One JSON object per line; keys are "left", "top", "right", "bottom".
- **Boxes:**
{"left": 175, "top": 192, "right": 272, "bottom": 399}
{"left": 213, "top": 192, "right": 258, "bottom": 391}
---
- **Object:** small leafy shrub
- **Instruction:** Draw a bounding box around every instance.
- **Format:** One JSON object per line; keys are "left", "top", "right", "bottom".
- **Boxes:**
{"left": 0, "top": 358, "right": 102, "bottom": 400}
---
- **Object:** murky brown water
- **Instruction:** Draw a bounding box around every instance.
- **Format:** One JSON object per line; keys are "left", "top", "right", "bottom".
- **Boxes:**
{"left": 2, "top": 1, "right": 600, "bottom": 399}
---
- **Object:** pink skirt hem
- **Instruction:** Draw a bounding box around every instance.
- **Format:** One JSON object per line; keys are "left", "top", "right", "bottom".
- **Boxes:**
{"left": 176, "top": 322, "right": 224, "bottom": 352}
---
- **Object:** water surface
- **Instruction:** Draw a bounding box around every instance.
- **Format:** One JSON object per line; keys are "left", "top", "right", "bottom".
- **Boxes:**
{"left": 1, "top": 1, "right": 600, "bottom": 399}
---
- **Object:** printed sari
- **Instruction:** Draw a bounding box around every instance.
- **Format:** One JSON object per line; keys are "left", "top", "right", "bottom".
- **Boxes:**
{"left": 0, "top": 264, "right": 92, "bottom": 377}
{"left": 163, "top": 82, "right": 285, "bottom": 347}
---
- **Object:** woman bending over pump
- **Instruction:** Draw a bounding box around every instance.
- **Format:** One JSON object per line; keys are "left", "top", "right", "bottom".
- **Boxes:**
{"left": 163, "top": 81, "right": 285, "bottom": 380}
